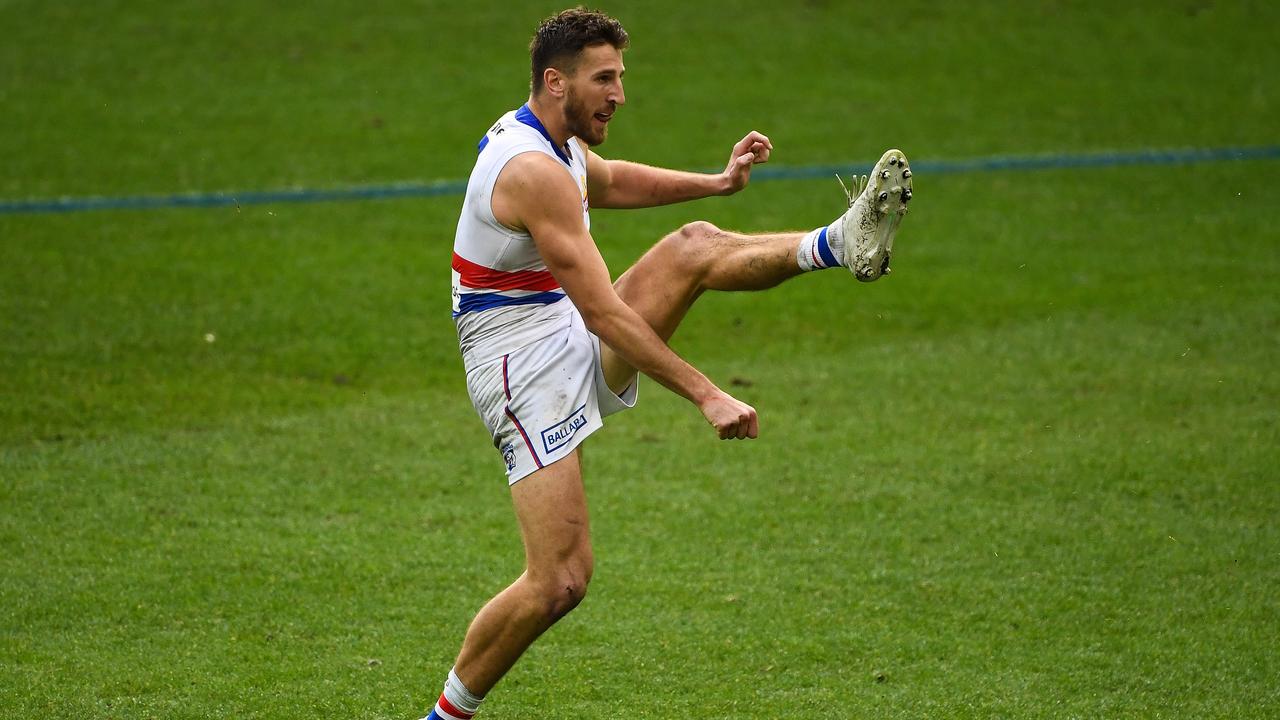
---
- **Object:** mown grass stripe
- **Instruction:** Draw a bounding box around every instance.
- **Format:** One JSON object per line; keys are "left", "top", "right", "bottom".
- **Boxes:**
{"left": 3, "top": 145, "right": 1277, "bottom": 216}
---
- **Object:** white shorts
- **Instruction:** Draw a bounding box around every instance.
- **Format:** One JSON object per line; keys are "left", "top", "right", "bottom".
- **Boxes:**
{"left": 463, "top": 308, "right": 638, "bottom": 484}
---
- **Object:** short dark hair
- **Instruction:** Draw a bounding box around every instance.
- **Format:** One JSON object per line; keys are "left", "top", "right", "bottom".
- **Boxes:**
{"left": 529, "top": 7, "right": 629, "bottom": 95}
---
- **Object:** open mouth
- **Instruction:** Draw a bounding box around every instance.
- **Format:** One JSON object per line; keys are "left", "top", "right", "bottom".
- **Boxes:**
{"left": 593, "top": 111, "right": 613, "bottom": 123}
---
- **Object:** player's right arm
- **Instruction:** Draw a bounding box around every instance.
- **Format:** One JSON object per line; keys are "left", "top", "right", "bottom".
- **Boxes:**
{"left": 492, "top": 152, "right": 759, "bottom": 440}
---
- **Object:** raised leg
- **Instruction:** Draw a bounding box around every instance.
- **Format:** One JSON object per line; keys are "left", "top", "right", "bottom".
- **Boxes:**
{"left": 602, "top": 221, "right": 805, "bottom": 391}
{"left": 450, "top": 450, "right": 593, "bottom": 695}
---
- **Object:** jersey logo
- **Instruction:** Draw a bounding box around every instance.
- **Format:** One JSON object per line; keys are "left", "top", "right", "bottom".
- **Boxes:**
{"left": 502, "top": 442, "right": 517, "bottom": 472}
{"left": 541, "top": 404, "right": 589, "bottom": 454}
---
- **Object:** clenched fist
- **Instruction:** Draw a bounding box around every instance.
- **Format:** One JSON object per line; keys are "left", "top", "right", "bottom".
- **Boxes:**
{"left": 698, "top": 389, "right": 759, "bottom": 440}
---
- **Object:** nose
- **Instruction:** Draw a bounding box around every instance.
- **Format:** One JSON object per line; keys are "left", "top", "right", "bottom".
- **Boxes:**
{"left": 611, "top": 80, "right": 625, "bottom": 107}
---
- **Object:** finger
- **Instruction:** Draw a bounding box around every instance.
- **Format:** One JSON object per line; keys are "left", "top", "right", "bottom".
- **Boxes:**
{"left": 745, "top": 130, "right": 772, "bottom": 150}
{"left": 732, "top": 131, "right": 771, "bottom": 158}
{"left": 750, "top": 142, "right": 770, "bottom": 164}
{"left": 747, "top": 410, "right": 759, "bottom": 439}
{"left": 736, "top": 414, "right": 750, "bottom": 439}
{"left": 718, "top": 423, "right": 730, "bottom": 440}
{"left": 736, "top": 152, "right": 755, "bottom": 168}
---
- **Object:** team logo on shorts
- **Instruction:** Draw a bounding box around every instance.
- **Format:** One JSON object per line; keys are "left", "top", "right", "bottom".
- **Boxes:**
{"left": 541, "top": 404, "right": 589, "bottom": 454}
{"left": 501, "top": 443, "right": 516, "bottom": 472}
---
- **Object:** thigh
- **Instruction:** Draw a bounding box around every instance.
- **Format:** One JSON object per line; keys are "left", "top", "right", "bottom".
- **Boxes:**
{"left": 598, "top": 221, "right": 801, "bottom": 392}
{"left": 598, "top": 232, "right": 706, "bottom": 392}
{"left": 509, "top": 449, "right": 592, "bottom": 577}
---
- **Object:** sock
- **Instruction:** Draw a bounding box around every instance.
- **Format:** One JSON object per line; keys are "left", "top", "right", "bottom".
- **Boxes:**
{"left": 426, "top": 667, "right": 485, "bottom": 720}
{"left": 796, "top": 221, "right": 847, "bottom": 272}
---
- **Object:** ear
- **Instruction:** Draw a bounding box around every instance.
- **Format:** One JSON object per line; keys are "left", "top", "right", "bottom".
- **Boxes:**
{"left": 543, "top": 67, "right": 567, "bottom": 98}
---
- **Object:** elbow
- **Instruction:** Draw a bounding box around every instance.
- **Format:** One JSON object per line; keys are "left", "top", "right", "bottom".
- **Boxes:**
{"left": 576, "top": 305, "right": 610, "bottom": 336}
{"left": 576, "top": 301, "right": 623, "bottom": 339}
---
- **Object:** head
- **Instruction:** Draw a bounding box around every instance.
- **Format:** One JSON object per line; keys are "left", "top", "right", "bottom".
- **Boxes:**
{"left": 529, "top": 7, "right": 629, "bottom": 146}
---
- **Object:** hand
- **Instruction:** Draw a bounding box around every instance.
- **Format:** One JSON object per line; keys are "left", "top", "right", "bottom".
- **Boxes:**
{"left": 698, "top": 389, "right": 760, "bottom": 440}
{"left": 721, "top": 131, "right": 773, "bottom": 195}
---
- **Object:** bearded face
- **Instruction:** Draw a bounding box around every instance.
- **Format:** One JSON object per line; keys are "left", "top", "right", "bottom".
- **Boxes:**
{"left": 556, "top": 44, "right": 623, "bottom": 147}
{"left": 563, "top": 84, "right": 610, "bottom": 146}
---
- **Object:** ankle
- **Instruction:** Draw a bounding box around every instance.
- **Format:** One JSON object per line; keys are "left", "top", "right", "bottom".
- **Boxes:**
{"left": 796, "top": 225, "right": 843, "bottom": 271}
{"left": 427, "top": 667, "right": 485, "bottom": 720}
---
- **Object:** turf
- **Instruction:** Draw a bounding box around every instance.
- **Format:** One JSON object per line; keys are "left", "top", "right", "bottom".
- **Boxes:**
{"left": 2, "top": 1, "right": 1278, "bottom": 718}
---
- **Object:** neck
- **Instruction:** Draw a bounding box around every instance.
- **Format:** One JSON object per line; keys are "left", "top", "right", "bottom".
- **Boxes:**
{"left": 526, "top": 95, "right": 571, "bottom": 146}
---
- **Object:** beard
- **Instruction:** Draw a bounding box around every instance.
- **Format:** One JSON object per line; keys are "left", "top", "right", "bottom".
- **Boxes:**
{"left": 563, "top": 87, "right": 607, "bottom": 147}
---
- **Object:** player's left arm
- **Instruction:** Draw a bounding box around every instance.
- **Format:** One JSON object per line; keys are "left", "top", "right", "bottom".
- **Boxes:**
{"left": 585, "top": 131, "right": 772, "bottom": 209}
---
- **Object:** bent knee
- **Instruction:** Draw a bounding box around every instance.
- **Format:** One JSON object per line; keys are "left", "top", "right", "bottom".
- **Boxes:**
{"left": 531, "top": 554, "right": 594, "bottom": 621}
{"left": 674, "top": 220, "right": 721, "bottom": 244}
{"left": 540, "top": 575, "right": 590, "bottom": 621}
{"left": 657, "top": 221, "right": 723, "bottom": 268}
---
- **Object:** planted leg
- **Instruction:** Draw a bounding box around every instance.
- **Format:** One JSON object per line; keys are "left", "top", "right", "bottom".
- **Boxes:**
{"left": 426, "top": 450, "right": 592, "bottom": 720}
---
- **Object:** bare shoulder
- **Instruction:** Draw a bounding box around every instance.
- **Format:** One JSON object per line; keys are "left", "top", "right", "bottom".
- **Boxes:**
{"left": 493, "top": 152, "right": 581, "bottom": 231}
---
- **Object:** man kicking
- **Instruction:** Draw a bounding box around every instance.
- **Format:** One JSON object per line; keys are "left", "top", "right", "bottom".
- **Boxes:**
{"left": 426, "top": 8, "right": 912, "bottom": 719}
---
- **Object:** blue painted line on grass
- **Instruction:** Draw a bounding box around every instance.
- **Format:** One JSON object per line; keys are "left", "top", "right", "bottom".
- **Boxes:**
{"left": 0, "top": 180, "right": 468, "bottom": 215}
{"left": 759, "top": 145, "right": 1280, "bottom": 181}
{"left": 3, "top": 145, "right": 1277, "bottom": 216}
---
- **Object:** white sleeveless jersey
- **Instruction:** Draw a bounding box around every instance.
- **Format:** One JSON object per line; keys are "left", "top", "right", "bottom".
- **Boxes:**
{"left": 452, "top": 104, "right": 591, "bottom": 364}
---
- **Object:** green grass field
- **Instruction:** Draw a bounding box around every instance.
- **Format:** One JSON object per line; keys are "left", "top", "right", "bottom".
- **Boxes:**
{"left": 3, "top": 1, "right": 1278, "bottom": 718}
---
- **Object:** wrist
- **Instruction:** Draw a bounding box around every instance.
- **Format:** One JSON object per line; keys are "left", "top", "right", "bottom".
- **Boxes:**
{"left": 715, "top": 171, "right": 736, "bottom": 196}
{"left": 690, "top": 377, "right": 721, "bottom": 405}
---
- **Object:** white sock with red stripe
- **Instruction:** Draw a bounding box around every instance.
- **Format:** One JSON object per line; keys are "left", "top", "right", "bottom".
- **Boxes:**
{"left": 796, "top": 222, "right": 847, "bottom": 272}
{"left": 424, "top": 668, "right": 484, "bottom": 720}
